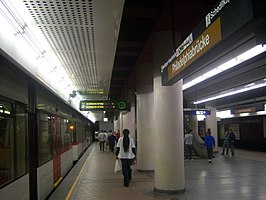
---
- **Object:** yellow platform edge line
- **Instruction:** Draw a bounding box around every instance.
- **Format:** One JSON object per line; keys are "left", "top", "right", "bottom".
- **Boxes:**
{"left": 53, "top": 177, "right": 63, "bottom": 188}
{"left": 65, "top": 147, "right": 94, "bottom": 200}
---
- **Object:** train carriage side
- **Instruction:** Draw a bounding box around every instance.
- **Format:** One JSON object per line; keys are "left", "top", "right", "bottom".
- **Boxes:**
{"left": 0, "top": 54, "right": 94, "bottom": 200}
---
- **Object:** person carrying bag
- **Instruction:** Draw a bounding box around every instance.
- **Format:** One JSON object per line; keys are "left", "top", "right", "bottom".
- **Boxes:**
{"left": 115, "top": 129, "right": 136, "bottom": 187}
{"left": 114, "top": 159, "right": 122, "bottom": 173}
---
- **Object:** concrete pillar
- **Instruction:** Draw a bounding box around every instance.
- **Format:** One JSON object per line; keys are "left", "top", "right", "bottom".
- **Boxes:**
{"left": 153, "top": 31, "right": 185, "bottom": 193}
{"left": 123, "top": 107, "right": 136, "bottom": 141}
{"left": 113, "top": 119, "right": 119, "bottom": 132}
{"left": 119, "top": 112, "right": 123, "bottom": 133}
{"left": 136, "top": 62, "right": 155, "bottom": 171}
{"left": 205, "top": 106, "right": 218, "bottom": 152}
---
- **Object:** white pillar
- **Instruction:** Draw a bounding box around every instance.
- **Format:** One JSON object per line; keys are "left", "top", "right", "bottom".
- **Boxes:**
{"left": 153, "top": 31, "right": 185, "bottom": 193}
{"left": 113, "top": 119, "right": 119, "bottom": 132}
{"left": 123, "top": 106, "right": 136, "bottom": 141}
{"left": 136, "top": 62, "right": 155, "bottom": 171}
{"left": 119, "top": 112, "right": 123, "bottom": 134}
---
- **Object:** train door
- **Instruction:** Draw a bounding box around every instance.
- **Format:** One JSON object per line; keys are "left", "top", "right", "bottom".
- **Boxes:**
{"left": 52, "top": 116, "right": 61, "bottom": 183}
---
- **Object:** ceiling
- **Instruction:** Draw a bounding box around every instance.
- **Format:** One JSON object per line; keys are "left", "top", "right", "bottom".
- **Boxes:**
{"left": 8, "top": 0, "right": 220, "bottom": 121}
{"left": 16, "top": 0, "right": 124, "bottom": 101}
{"left": 110, "top": 0, "right": 220, "bottom": 100}
{"left": 3, "top": 0, "right": 266, "bottom": 121}
{"left": 16, "top": 0, "right": 220, "bottom": 101}
{"left": 113, "top": 0, "right": 266, "bottom": 113}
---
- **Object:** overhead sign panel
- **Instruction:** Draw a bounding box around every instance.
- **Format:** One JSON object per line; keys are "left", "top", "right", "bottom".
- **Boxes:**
{"left": 168, "top": 18, "right": 222, "bottom": 81}
{"left": 184, "top": 108, "right": 211, "bottom": 115}
{"left": 79, "top": 100, "right": 129, "bottom": 111}
{"left": 230, "top": 103, "right": 264, "bottom": 114}
{"left": 161, "top": 0, "right": 258, "bottom": 86}
{"left": 80, "top": 100, "right": 115, "bottom": 111}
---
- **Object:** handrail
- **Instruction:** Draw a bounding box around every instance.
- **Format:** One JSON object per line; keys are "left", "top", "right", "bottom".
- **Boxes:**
{"left": 191, "top": 131, "right": 208, "bottom": 158}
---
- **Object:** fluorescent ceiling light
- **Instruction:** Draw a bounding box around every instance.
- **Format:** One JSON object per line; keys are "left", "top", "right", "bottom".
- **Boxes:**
{"left": 216, "top": 110, "right": 233, "bottom": 118}
{"left": 0, "top": 0, "right": 96, "bottom": 120}
{"left": 0, "top": 0, "right": 81, "bottom": 113}
{"left": 239, "top": 113, "right": 250, "bottom": 117}
{"left": 194, "top": 79, "right": 266, "bottom": 104}
{"left": 0, "top": 0, "right": 45, "bottom": 58}
{"left": 217, "top": 104, "right": 266, "bottom": 119}
{"left": 197, "top": 115, "right": 205, "bottom": 121}
{"left": 0, "top": 0, "right": 24, "bottom": 34}
{"left": 183, "top": 44, "right": 266, "bottom": 90}
{"left": 256, "top": 111, "right": 266, "bottom": 115}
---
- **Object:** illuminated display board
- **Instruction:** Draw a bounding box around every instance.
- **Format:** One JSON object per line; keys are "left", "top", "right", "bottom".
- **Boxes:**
{"left": 191, "top": 110, "right": 211, "bottom": 115}
{"left": 80, "top": 100, "right": 115, "bottom": 111}
{"left": 184, "top": 108, "right": 211, "bottom": 115}
{"left": 80, "top": 100, "right": 128, "bottom": 111}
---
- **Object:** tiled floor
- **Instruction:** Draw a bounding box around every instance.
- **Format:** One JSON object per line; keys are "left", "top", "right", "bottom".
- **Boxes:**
{"left": 48, "top": 143, "right": 266, "bottom": 200}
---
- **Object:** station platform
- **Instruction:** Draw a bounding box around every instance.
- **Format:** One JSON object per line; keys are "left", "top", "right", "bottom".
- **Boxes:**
{"left": 48, "top": 143, "right": 266, "bottom": 200}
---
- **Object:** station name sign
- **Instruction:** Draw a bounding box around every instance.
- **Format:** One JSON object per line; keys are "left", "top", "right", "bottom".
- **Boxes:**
{"left": 160, "top": 0, "right": 237, "bottom": 86}
{"left": 79, "top": 100, "right": 129, "bottom": 111}
{"left": 205, "top": 0, "right": 230, "bottom": 27}
{"left": 184, "top": 108, "right": 211, "bottom": 115}
{"left": 167, "top": 18, "right": 222, "bottom": 82}
{"left": 230, "top": 104, "right": 264, "bottom": 114}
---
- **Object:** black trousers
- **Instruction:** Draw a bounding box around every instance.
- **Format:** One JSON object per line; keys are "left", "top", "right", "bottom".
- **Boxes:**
{"left": 120, "top": 159, "right": 132, "bottom": 187}
{"left": 207, "top": 147, "right": 213, "bottom": 159}
{"left": 99, "top": 141, "right": 105, "bottom": 151}
{"left": 185, "top": 144, "right": 193, "bottom": 160}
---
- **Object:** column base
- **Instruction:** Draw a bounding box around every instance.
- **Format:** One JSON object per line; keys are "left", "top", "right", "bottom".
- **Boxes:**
{"left": 153, "top": 187, "right": 186, "bottom": 195}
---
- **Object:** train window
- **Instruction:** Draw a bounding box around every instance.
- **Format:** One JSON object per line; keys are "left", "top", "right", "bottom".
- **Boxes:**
{"left": 0, "top": 99, "right": 27, "bottom": 187}
{"left": 76, "top": 122, "right": 85, "bottom": 142}
{"left": 68, "top": 121, "right": 75, "bottom": 144}
{"left": 52, "top": 116, "right": 61, "bottom": 155}
{"left": 0, "top": 100, "right": 13, "bottom": 115}
{"left": 71, "top": 121, "right": 77, "bottom": 143}
{"left": 15, "top": 104, "right": 27, "bottom": 177}
{"left": 0, "top": 116, "right": 14, "bottom": 186}
{"left": 61, "top": 118, "right": 71, "bottom": 148}
{"left": 39, "top": 113, "right": 52, "bottom": 165}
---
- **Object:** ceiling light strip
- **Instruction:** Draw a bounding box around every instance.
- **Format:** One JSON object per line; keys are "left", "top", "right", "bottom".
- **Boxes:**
{"left": 183, "top": 44, "right": 266, "bottom": 90}
{"left": 193, "top": 79, "right": 266, "bottom": 104}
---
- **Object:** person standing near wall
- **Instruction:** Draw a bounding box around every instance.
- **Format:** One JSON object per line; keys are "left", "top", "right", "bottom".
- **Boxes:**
{"left": 221, "top": 131, "right": 229, "bottom": 155}
{"left": 184, "top": 129, "right": 193, "bottom": 161}
{"left": 228, "top": 129, "right": 236, "bottom": 156}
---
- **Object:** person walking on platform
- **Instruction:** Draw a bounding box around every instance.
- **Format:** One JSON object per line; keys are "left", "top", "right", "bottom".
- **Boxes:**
{"left": 228, "top": 129, "right": 236, "bottom": 156}
{"left": 204, "top": 128, "right": 215, "bottom": 163}
{"left": 108, "top": 131, "right": 117, "bottom": 153}
{"left": 184, "top": 129, "right": 193, "bottom": 161}
{"left": 221, "top": 131, "right": 230, "bottom": 155}
{"left": 98, "top": 130, "right": 106, "bottom": 151}
{"left": 116, "top": 129, "right": 136, "bottom": 187}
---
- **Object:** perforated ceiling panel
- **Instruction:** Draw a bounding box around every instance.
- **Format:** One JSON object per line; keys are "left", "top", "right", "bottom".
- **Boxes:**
{"left": 21, "top": 0, "right": 123, "bottom": 100}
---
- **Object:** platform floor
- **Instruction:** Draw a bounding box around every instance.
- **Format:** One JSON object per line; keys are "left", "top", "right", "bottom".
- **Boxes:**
{"left": 48, "top": 143, "right": 266, "bottom": 200}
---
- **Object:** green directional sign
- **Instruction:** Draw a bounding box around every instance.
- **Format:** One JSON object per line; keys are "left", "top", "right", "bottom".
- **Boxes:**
{"left": 116, "top": 100, "right": 127, "bottom": 110}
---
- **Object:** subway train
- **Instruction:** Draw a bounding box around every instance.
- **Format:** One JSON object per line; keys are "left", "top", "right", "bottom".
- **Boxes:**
{"left": 0, "top": 54, "right": 94, "bottom": 199}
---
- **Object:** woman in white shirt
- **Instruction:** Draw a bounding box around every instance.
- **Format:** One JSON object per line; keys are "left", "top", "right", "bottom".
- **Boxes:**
{"left": 116, "top": 129, "right": 136, "bottom": 187}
